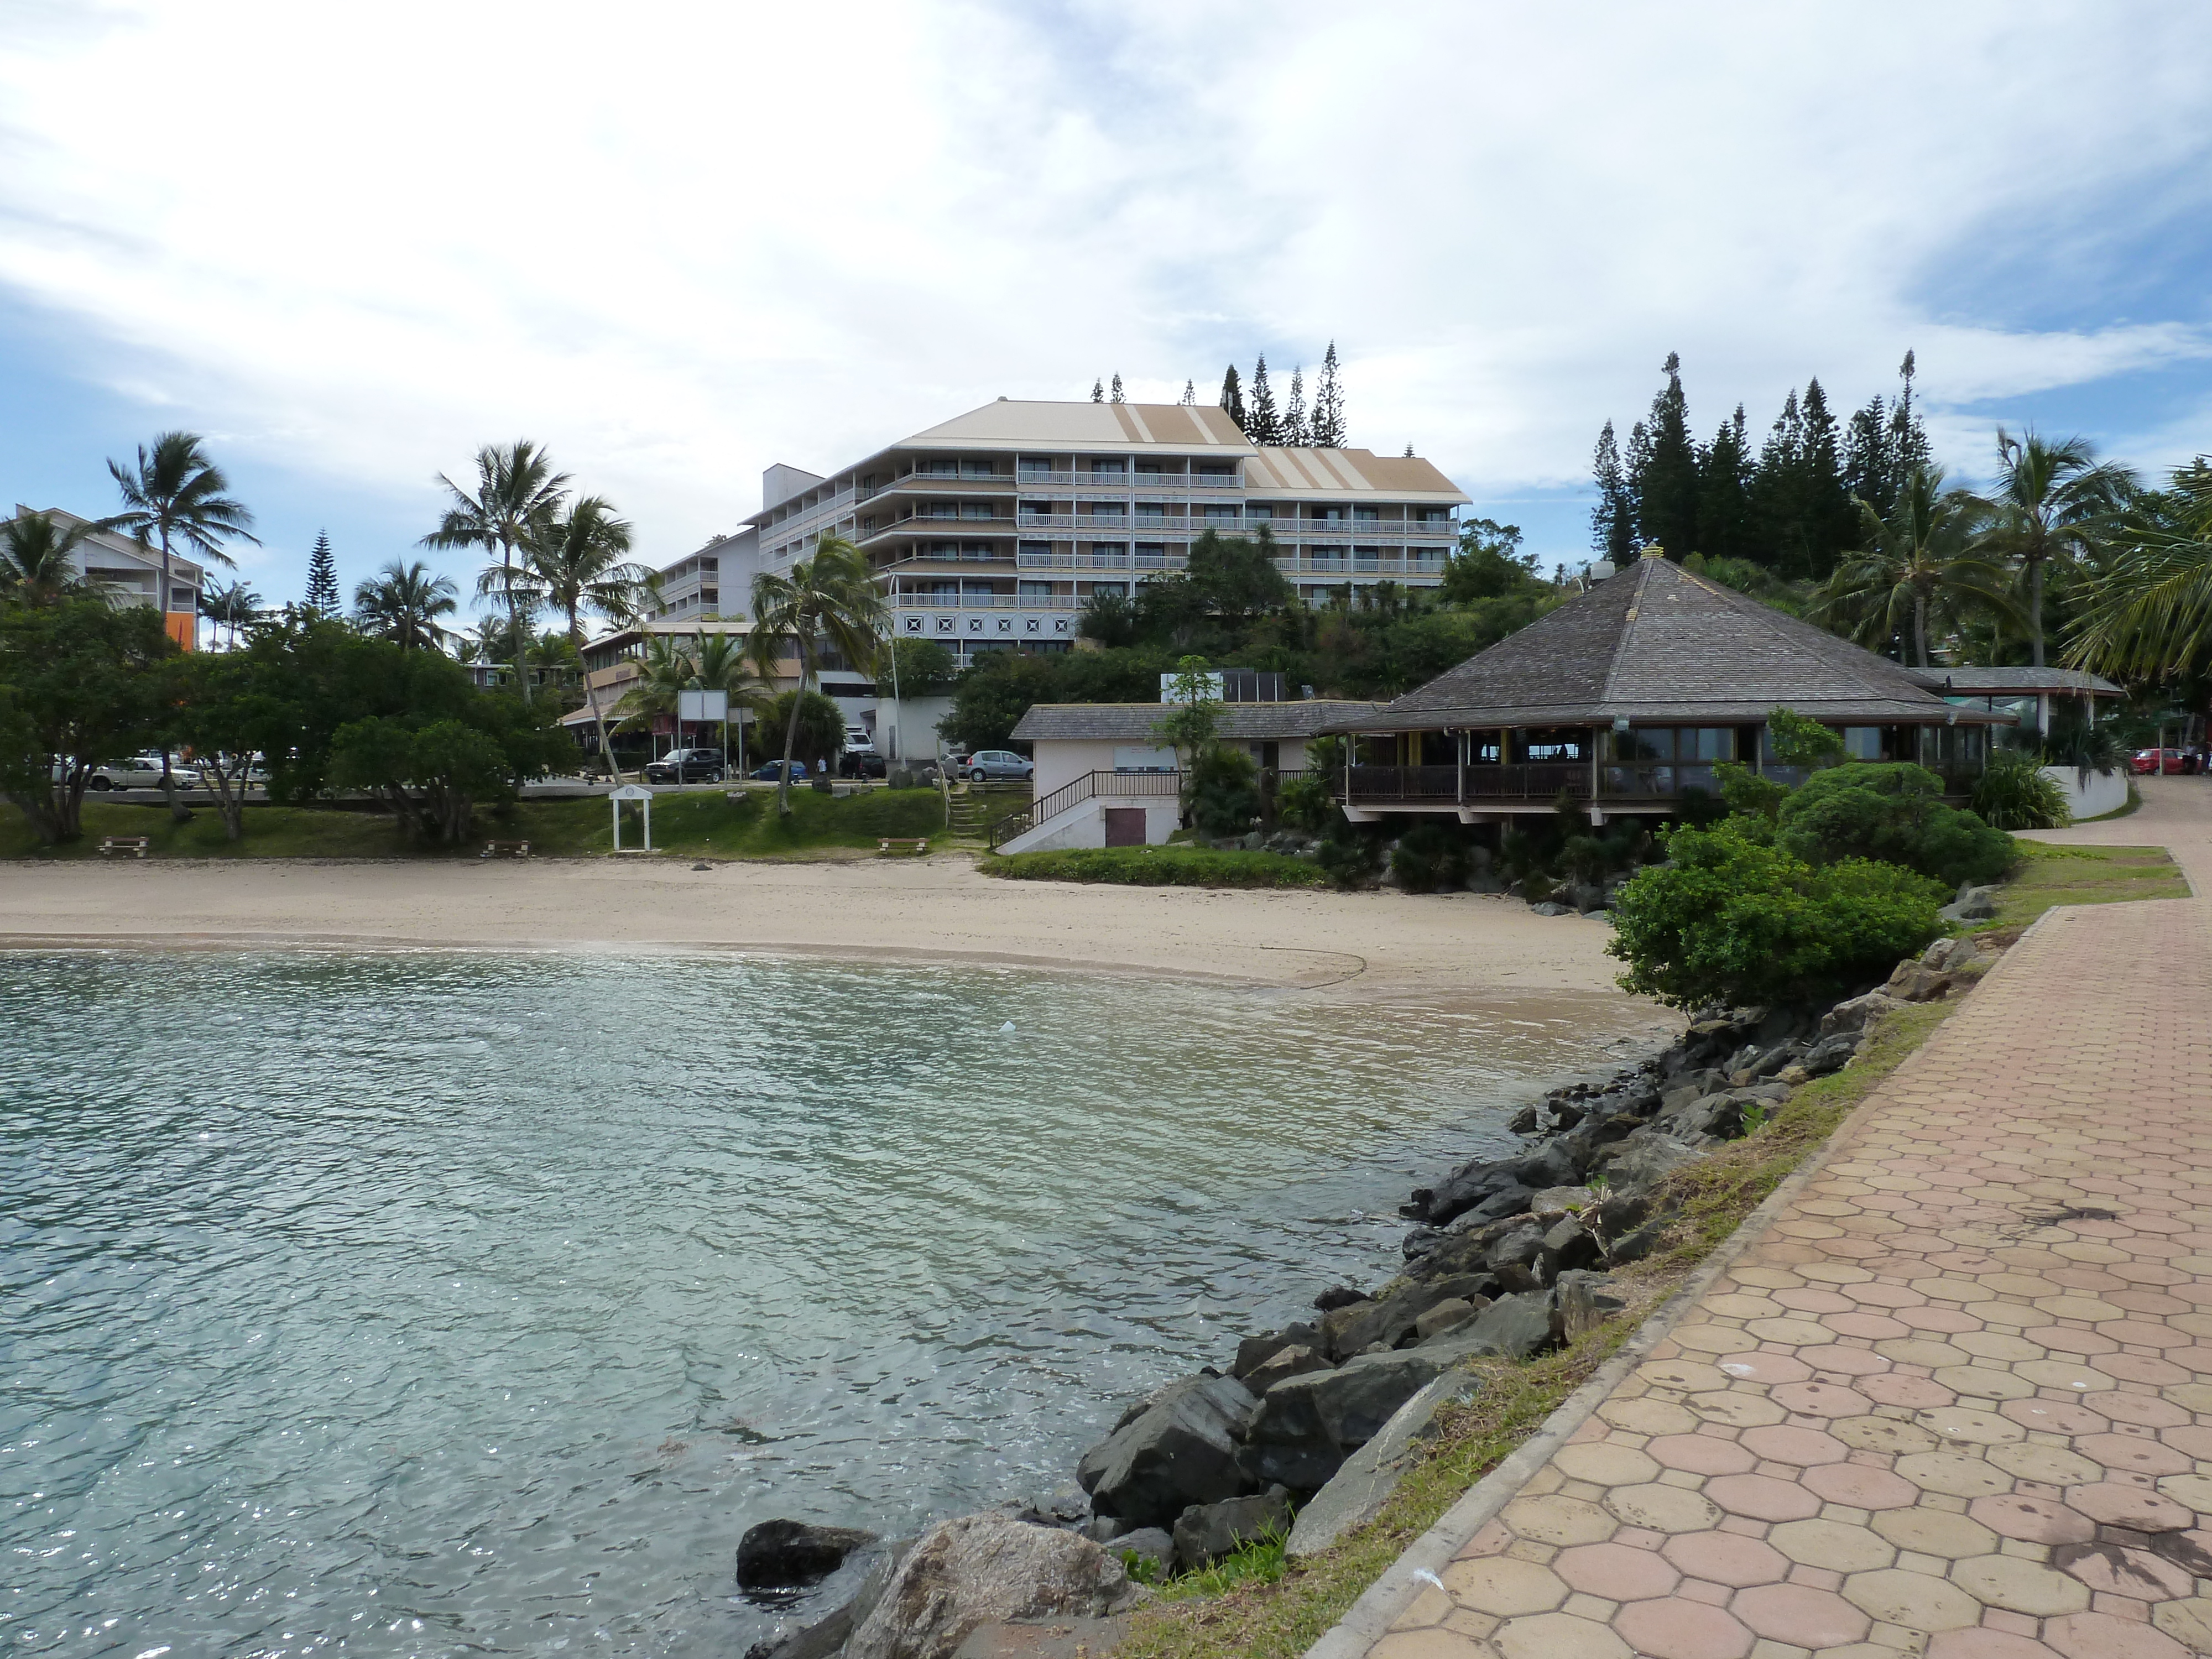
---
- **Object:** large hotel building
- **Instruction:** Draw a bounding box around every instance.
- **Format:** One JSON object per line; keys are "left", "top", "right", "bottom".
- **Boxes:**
{"left": 583, "top": 397, "right": 1469, "bottom": 747}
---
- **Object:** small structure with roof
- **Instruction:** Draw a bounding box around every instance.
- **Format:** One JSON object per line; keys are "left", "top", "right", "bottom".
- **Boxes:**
{"left": 1326, "top": 549, "right": 2013, "bottom": 823}
{"left": 1000, "top": 697, "right": 1378, "bottom": 853}
{"left": 1908, "top": 665, "right": 2123, "bottom": 737}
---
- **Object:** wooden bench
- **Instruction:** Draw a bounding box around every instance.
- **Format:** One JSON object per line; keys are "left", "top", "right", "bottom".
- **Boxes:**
{"left": 480, "top": 839, "right": 533, "bottom": 860}
{"left": 99, "top": 836, "right": 151, "bottom": 859}
{"left": 877, "top": 837, "right": 929, "bottom": 857}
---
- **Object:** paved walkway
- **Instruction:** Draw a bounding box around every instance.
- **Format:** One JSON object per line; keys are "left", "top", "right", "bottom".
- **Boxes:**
{"left": 1370, "top": 778, "right": 2212, "bottom": 1659}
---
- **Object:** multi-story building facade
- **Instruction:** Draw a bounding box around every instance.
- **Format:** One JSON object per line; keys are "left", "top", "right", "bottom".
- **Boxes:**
{"left": 744, "top": 399, "right": 1469, "bottom": 661}
{"left": 11, "top": 505, "right": 208, "bottom": 648}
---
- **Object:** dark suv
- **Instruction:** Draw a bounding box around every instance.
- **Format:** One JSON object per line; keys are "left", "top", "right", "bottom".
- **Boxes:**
{"left": 644, "top": 748, "right": 726, "bottom": 784}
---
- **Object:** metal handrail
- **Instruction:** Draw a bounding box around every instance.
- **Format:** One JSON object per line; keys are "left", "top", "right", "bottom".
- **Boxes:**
{"left": 989, "top": 768, "right": 1183, "bottom": 849}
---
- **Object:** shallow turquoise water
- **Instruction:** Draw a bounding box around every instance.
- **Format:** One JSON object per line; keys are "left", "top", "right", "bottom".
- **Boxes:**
{"left": 0, "top": 950, "right": 1604, "bottom": 1657}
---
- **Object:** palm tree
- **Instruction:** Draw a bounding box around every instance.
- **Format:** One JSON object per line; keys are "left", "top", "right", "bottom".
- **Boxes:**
{"left": 1969, "top": 429, "right": 2137, "bottom": 667}
{"left": 353, "top": 560, "right": 459, "bottom": 650}
{"left": 691, "top": 629, "right": 773, "bottom": 770}
{"left": 520, "top": 496, "right": 655, "bottom": 779}
{"left": 1808, "top": 467, "right": 2017, "bottom": 667}
{"left": 421, "top": 440, "right": 570, "bottom": 703}
{"left": 0, "top": 511, "right": 105, "bottom": 605}
{"left": 2067, "top": 457, "right": 2212, "bottom": 680}
{"left": 612, "top": 633, "right": 697, "bottom": 752}
{"left": 105, "top": 432, "right": 260, "bottom": 628}
{"left": 200, "top": 579, "right": 264, "bottom": 648}
{"left": 103, "top": 433, "right": 260, "bottom": 816}
{"left": 748, "top": 536, "right": 885, "bottom": 815}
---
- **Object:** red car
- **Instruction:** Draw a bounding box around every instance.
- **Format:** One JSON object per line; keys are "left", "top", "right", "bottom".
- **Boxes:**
{"left": 2132, "top": 748, "right": 2189, "bottom": 775}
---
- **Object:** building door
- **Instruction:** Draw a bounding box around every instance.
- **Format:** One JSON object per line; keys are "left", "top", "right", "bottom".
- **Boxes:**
{"left": 1103, "top": 807, "right": 1146, "bottom": 847}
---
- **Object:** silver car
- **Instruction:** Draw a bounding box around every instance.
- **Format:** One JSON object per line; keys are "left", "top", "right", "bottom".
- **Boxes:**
{"left": 963, "top": 749, "right": 1034, "bottom": 783}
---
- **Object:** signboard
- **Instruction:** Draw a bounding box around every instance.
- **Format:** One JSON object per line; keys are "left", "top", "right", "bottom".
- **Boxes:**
{"left": 677, "top": 689, "right": 729, "bottom": 723}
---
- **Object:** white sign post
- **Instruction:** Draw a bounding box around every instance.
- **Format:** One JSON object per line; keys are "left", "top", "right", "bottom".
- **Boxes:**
{"left": 609, "top": 782, "right": 655, "bottom": 852}
{"left": 679, "top": 689, "right": 731, "bottom": 776}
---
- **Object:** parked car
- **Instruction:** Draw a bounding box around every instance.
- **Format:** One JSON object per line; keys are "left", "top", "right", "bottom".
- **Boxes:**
{"left": 749, "top": 759, "right": 808, "bottom": 781}
{"left": 81, "top": 757, "right": 174, "bottom": 791}
{"left": 839, "top": 750, "right": 888, "bottom": 779}
{"left": 645, "top": 748, "right": 727, "bottom": 785}
{"left": 963, "top": 749, "right": 1034, "bottom": 782}
{"left": 2132, "top": 748, "right": 2188, "bottom": 775}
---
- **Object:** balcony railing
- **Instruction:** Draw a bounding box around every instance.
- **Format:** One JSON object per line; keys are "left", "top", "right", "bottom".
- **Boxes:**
{"left": 893, "top": 594, "right": 1080, "bottom": 610}
{"left": 1343, "top": 762, "right": 1597, "bottom": 805}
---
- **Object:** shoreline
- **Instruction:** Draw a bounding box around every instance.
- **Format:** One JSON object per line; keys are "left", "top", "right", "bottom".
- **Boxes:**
{"left": 0, "top": 856, "right": 1674, "bottom": 1012}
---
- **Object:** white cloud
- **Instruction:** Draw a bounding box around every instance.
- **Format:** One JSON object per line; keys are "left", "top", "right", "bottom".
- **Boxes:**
{"left": 1, "top": 0, "right": 2208, "bottom": 564}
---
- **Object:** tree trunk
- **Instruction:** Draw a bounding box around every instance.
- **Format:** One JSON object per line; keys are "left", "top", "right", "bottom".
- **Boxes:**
{"left": 570, "top": 614, "right": 620, "bottom": 783}
{"left": 507, "top": 545, "right": 531, "bottom": 705}
{"left": 1913, "top": 592, "right": 1929, "bottom": 668}
{"left": 2028, "top": 556, "right": 2046, "bottom": 667}
{"left": 776, "top": 638, "right": 812, "bottom": 817}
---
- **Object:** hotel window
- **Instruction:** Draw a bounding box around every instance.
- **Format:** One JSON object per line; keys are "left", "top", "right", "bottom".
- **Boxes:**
{"left": 1019, "top": 456, "right": 1054, "bottom": 478}
{"left": 1843, "top": 727, "right": 1884, "bottom": 760}
{"left": 1018, "top": 500, "right": 1052, "bottom": 520}
{"left": 1194, "top": 463, "right": 1234, "bottom": 478}
{"left": 920, "top": 459, "right": 958, "bottom": 477}
{"left": 1203, "top": 504, "right": 1239, "bottom": 523}
{"left": 961, "top": 541, "right": 994, "bottom": 559}
{"left": 1134, "top": 461, "right": 1163, "bottom": 476}
{"left": 1086, "top": 502, "right": 1126, "bottom": 519}
{"left": 1245, "top": 504, "right": 1274, "bottom": 521}
{"left": 1018, "top": 581, "right": 1055, "bottom": 602}
{"left": 960, "top": 503, "right": 995, "bottom": 519}
{"left": 1088, "top": 581, "right": 1130, "bottom": 597}
{"left": 1134, "top": 502, "right": 1167, "bottom": 523}
{"left": 959, "top": 459, "right": 995, "bottom": 478}
{"left": 701, "top": 588, "right": 718, "bottom": 607}
{"left": 1354, "top": 507, "right": 1380, "bottom": 523}
{"left": 1090, "top": 458, "right": 1126, "bottom": 476}
{"left": 701, "top": 557, "right": 718, "bottom": 572}
{"left": 1018, "top": 541, "right": 1053, "bottom": 560}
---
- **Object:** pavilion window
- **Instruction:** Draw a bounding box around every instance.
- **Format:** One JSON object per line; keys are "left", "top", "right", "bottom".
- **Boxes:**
{"left": 1842, "top": 727, "right": 1883, "bottom": 760}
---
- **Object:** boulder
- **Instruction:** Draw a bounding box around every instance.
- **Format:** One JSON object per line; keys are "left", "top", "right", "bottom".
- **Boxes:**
{"left": 1076, "top": 1374, "right": 1259, "bottom": 1527}
{"left": 1655, "top": 1091, "right": 1744, "bottom": 1143}
{"left": 1480, "top": 1217, "right": 1550, "bottom": 1291}
{"left": 1606, "top": 1214, "right": 1671, "bottom": 1264}
{"left": 1230, "top": 1323, "right": 1318, "bottom": 1381}
{"left": 1597, "top": 1128, "right": 1704, "bottom": 1198}
{"left": 1798, "top": 1033, "right": 1859, "bottom": 1077}
{"left": 1171, "top": 1488, "right": 1292, "bottom": 1569}
{"left": 1507, "top": 1103, "right": 1541, "bottom": 1134}
{"left": 739, "top": 1519, "right": 882, "bottom": 1593}
{"left": 1819, "top": 990, "right": 1901, "bottom": 1037}
{"left": 844, "top": 1516, "right": 1142, "bottom": 1659}
{"left": 1923, "top": 935, "right": 1984, "bottom": 973}
{"left": 1882, "top": 961, "right": 1955, "bottom": 1003}
{"left": 1326, "top": 1274, "right": 1490, "bottom": 1355}
{"left": 1514, "top": 1140, "right": 1583, "bottom": 1192}
{"left": 1413, "top": 1297, "right": 1483, "bottom": 1340}
{"left": 1243, "top": 1344, "right": 1332, "bottom": 1391}
{"left": 1529, "top": 901, "right": 1573, "bottom": 916}
{"left": 1108, "top": 1527, "right": 1173, "bottom": 1576}
{"left": 1528, "top": 1185, "right": 1594, "bottom": 1215}
{"left": 1464, "top": 1185, "right": 1535, "bottom": 1225}
{"left": 1317, "top": 1300, "right": 1379, "bottom": 1359}
{"left": 1539, "top": 1215, "right": 1603, "bottom": 1276}
{"left": 748, "top": 1538, "right": 916, "bottom": 1659}
{"left": 1953, "top": 883, "right": 1999, "bottom": 919}
{"left": 1552, "top": 1271, "right": 1627, "bottom": 1343}
{"left": 1312, "top": 1285, "right": 1368, "bottom": 1313}
{"left": 1238, "top": 1345, "right": 1467, "bottom": 1491}
{"left": 1451, "top": 1290, "right": 1554, "bottom": 1359}
{"left": 1285, "top": 1369, "right": 1483, "bottom": 1559}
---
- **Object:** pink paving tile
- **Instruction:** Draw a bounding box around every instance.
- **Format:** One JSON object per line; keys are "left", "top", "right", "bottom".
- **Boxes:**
{"left": 1739, "top": 1424, "right": 1849, "bottom": 1466}
{"left": 1612, "top": 1597, "right": 1754, "bottom": 1659}
{"left": 1732, "top": 1582, "right": 1870, "bottom": 1647}
{"left": 1658, "top": 1530, "right": 1789, "bottom": 1588}
{"left": 1792, "top": 1344, "right": 1891, "bottom": 1375}
{"left": 1827, "top": 1311, "right": 1911, "bottom": 1339}
{"left": 2096, "top": 1393, "right": 2191, "bottom": 1429}
{"left": 1924, "top": 1630, "right": 2054, "bottom": 1659}
{"left": 1645, "top": 1434, "right": 1756, "bottom": 1477}
{"left": 1859, "top": 1371, "right": 1957, "bottom": 1407}
{"left": 1553, "top": 1541, "right": 1680, "bottom": 1600}
{"left": 1704, "top": 1473, "right": 1823, "bottom": 1522}
{"left": 1768, "top": 1380, "right": 1873, "bottom": 1417}
{"left": 1803, "top": 1461, "right": 1920, "bottom": 1509}
{"left": 1969, "top": 1494, "right": 2097, "bottom": 1545}
{"left": 2045, "top": 1609, "right": 2191, "bottom": 1659}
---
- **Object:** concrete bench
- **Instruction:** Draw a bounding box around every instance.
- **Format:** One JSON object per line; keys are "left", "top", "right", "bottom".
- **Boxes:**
{"left": 479, "top": 839, "right": 533, "bottom": 860}
{"left": 99, "top": 836, "right": 152, "bottom": 859}
{"left": 877, "top": 837, "right": 929, "bottom": 857}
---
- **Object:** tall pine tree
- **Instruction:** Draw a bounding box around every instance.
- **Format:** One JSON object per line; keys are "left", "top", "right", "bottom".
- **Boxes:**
{"left": 1248, "top": 355, "right": 1280, "bottom": 445}
{"left": 1109, "top": 373, "right": 1125, "bottom": 404}
{"left": 1696, "top": 406, "right": 1755, "bottom": 564}
{"left": 1218, "top": 365, "right": 1246, "bottom": 432}
{"left": 1310, "top": 341, "right": 1347, "bottom": 447}
{"left": 1630, "top": 351, "right": 1700, "bottom": 559}
{"left": 1590, "top": 421, "right": 1636, "bottom": 561}
{"left": 1799, "top": 378, "right": 1850, "bottom": 577}
{"left": 304, "top": 530, "right": 340, "bottom": 613}
{"left": 1181, "top": 380, "right": 1196, "bottom": 405}
{"left": 1284, "top": 365, "right": 1308, "bottom": 446}
{"left": 1089, "top": 379, "right": 1105, "bottom": 403}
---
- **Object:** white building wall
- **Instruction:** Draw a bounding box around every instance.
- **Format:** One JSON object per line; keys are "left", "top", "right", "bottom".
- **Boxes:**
{"left": 2042, "top": 765, "right": 2128, "bottom": 821}
{"left": 999, "top": 796, "right": 1181, "bottom": 855}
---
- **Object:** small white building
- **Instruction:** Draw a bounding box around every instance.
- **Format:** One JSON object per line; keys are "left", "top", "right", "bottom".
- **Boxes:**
{"left": 1001, "top": 698, "right": 1380, "bottom": 852}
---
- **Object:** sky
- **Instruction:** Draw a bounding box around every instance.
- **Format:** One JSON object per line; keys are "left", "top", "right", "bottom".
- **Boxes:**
{"left": 1, "top": 0, "right": 2209, "bottom": 613}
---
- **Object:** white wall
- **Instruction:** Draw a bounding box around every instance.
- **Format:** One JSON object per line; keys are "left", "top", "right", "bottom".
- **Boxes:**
{"left": 2043, "top": 765, "right": 2129, "bottom": 821}
{"left": 875, "top": 695, "right": 957, "bottom": 763}
{"left": 999, "top": 796, "right": 1181, "bottom": 854}
{"left": 1032, "top": 738, "right": 1126, "bottom": 799}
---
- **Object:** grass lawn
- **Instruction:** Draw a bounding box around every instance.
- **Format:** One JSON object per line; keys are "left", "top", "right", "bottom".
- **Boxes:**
{"left": 0, "top": 787, "right": 951, "bottom": 862}
{"left": 983, "top": 844, "right": 1328, "bottom": 889}
{"left": 1992, "top": 841, "right": 2189, "bottom": 928}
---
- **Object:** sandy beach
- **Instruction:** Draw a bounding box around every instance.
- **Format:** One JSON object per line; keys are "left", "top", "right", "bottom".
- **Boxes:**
{"left": 0, "top": 855, "right": 1672, "bottom": 1032}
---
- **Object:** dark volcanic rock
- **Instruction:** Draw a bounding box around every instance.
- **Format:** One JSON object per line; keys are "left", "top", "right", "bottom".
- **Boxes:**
{"left": 1171, "top": 1488, "right": 1292, "bottom": 1570}
{"left": 1076, "top": 1374, "right": 1258, "bottom": 1527}
{"left": 1454, "top": 1291, "right": 1554, "bottom": 1360}
{"left": 1312, "top": 1285, "right": 1368, "bottom": 1313}
{"left": 739, "top": 1519, "right": 881, "bottom": 1592}
{"left": 1230, "top": 1323, "right": 1318, "bottom": 1380}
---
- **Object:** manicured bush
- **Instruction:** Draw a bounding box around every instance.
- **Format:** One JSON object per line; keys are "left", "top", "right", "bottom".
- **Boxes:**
{"left": 1275, "top": 773, "right": 1336, "bottom": 833}
{"left": 1608, "top": 819, "right": 1946, "bottom": 1009}
{"left": 1775, "top": 762, "right": 2013, "bottom": 889}
{"left": 1316, "top": 820, "right": 1385, "bottom": 889}
{"left": 1971, "top": 748, "right": 2073, "bottom": 831}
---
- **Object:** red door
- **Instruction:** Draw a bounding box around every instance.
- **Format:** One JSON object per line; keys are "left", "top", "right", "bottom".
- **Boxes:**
{"left": 1103, "top": 807, "right": 1146, "bottom": 847}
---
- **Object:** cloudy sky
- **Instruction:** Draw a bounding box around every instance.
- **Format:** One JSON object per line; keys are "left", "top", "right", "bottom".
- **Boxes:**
{"left": 2, "top": 0, "right": 2208, "bottom": 608}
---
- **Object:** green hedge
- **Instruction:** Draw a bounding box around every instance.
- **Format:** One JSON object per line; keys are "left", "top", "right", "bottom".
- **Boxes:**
{"left": 984, "top": 845, "right": 1327, "bottom": 889}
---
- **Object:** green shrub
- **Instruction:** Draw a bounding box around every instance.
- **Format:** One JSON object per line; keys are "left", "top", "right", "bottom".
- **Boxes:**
{"left": 1390, "top": 820, "right": 1475, "bottom": 892}
{"left": 1971, "top": 748, "right": 2073, "bottom": 831}
{"left": 1608, "top": 820, "right": 1945, "bottom": 1009}
{"left": 1712, "top": 760, "right": 1789, "bottom": 822}
{"left": 1276, "top": 772, "right": 1337, "bottom": 833}
{"left": 1766, "top": 707, "right": 1846, "bottom": 770}
{"left": 1317, "top": 819, "right": 1385, "bottom": 889}
{"left": 1775, "top": 762, "right": 2013, "bottom": 889}
{"left": 1188, "top": 745, "right": 1261, "bottom": 838}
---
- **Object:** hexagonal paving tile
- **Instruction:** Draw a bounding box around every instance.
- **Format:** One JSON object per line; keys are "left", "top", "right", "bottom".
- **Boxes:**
{"left": 1731, "top": 1581, "right": 1872, "bottom": 1648}
{"left": 1949, "top": 1552, "right": 2092, "bottom": 1616}
{"left": 1611, "top": 1597, "right": 1753, "bottom": 1659}
{"left": 1870, "top": 1508, "right": 1999, "bottom": 1561}
{"left": 1769, "top": 1517, "right": 1896, "bottom": 1573}
{"left": 1840, "top": 1567, "right": 1984, "bottom": 1632}
{"left": 1491, "top": 1611, "right": 1634, "bottom": 1659}
{"left": 1439, "top": 1556, "right": 1568, "bottom": 1618}
{"left": 1600, "top": 1483, "right": 1720, "bottom": 1535}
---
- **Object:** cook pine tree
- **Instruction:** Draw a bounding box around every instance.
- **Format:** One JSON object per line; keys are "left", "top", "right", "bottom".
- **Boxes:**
{"left": 304, "top": 530, "right": 340, "bottom": 613}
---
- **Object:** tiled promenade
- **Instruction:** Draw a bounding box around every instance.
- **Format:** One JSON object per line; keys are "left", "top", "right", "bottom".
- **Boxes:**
{"left": 1370, "top": 780, "right": 2212, "bottom": 1659}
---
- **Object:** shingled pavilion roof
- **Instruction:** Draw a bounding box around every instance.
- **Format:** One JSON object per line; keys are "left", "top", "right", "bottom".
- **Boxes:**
{"left": 1332, "top": 551, "right": 2011, "bottom": 733}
